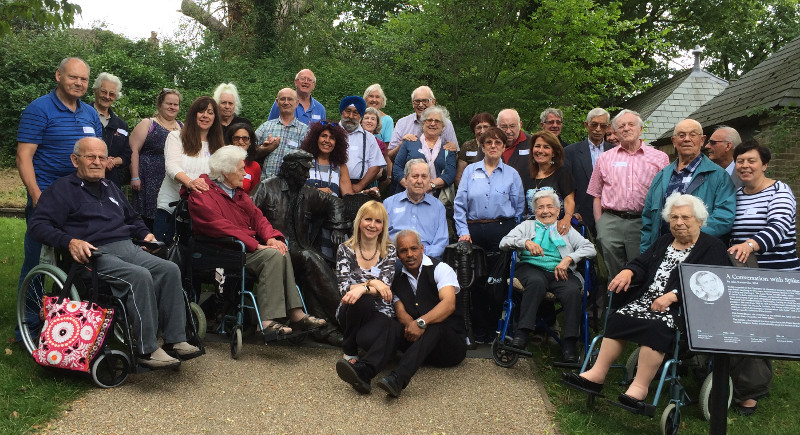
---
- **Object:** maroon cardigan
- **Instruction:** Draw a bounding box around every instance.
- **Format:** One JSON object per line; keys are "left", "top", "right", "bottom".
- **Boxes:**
{"left": 188, "top": 174, "right": 284, "bottom": 252}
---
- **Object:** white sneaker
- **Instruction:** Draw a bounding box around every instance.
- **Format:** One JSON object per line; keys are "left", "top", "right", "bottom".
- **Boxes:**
{"left": 139, "top": 347, "right": 180, "bottom": 369}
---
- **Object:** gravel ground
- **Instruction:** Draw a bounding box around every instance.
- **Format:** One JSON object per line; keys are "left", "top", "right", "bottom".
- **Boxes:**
{"left": 44, "top": 337, "right": 559, "bottom": 434}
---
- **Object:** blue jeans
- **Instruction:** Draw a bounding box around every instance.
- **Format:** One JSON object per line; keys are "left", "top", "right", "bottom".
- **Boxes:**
{"left": 15, "top": 197, "right": 43, "bottom": 341}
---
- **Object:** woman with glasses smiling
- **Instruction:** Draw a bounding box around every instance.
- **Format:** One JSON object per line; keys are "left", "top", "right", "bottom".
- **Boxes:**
{"left": 224, "top": 122, "right": 260, "bottom": 194}
{"left": 390, "top": 105, "right": 456, "bottom": 197}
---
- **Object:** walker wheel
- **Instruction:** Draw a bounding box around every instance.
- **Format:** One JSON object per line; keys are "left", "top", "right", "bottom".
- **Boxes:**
{"left": 699, "top": 375, "right": 733, "bottom": 421}
{"left": 491, "top": 337, "right": 519, "bottom": 368}
{"left": 189, "top": 302, "right": 207, "bottom": 340}
{"left": 231, "top": 325, "right": 243, "bottom": 359}
{"left": 660, "top": 403, "right": 680, "bottom": 435}
{"left": 91, "top": 350, "right": 131, "bottom": 388}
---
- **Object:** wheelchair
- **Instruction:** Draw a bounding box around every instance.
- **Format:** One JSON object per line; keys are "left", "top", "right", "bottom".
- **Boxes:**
{"left": 491, "top": 220, "right": 594, "bottom": 369}
{"left": 16, "top": 245, "right": 204, "bottom": 388}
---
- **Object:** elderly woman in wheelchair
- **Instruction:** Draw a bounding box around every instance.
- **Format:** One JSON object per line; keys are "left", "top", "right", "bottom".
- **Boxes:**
{"left": 562, "top": 193, "right": 730, "bottom": 414}
{"left": 188, "top": 145, "right": 326, "bottom": 340}
{"left": 499, "top": 189, "right": 596, "bottom": 364}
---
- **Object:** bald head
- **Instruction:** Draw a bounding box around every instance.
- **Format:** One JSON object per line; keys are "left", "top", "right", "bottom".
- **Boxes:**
{"left": 497, "top": 109, "right": 522, "bottom": 146}
{"left": 276, "top": 87, "right": 299, "bottom": 116}
{"left": 672, "top": 118, "right": 705, "bottom": 163}
{"left": 293, "top": 69, "right": 316, "bottom": 96}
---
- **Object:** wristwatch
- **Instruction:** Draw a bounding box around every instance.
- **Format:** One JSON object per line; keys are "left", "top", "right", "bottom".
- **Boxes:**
{"left": 746, "top": 241, "right": 756, "bottom": 252}
{"left": 416, "top": 318, "right": 427, "bottom": 329}
{"left": 430, "top": 182, "right": 436, "bottom": 191}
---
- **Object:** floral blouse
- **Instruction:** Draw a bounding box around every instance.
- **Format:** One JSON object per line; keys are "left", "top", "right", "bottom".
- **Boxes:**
{"left": 335, "top": 243, "right": 397, "bottom": 317}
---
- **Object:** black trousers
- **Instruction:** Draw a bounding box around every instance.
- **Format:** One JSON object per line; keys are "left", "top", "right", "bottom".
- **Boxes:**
{"left": 394, "top": 322, "right": 467, "bottom": 385}
{"left": 468, "top": 219, "right": 515, "bottom": 335}
{"left": 514, "top": 263, "right": 582, "bottom": 339}
{"left": 336, "top": 296, "right": 401, "bottom": 378}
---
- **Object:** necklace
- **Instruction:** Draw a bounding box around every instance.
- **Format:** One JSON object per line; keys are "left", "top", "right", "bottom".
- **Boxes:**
{"left": 156, "top": 114, "right": 179, "bottom": 131}
{"left": 358, "top": 241, "right": 378, "bottom": 261}
{"left": 313, "top": 159, "right": 333, "bottom": 188}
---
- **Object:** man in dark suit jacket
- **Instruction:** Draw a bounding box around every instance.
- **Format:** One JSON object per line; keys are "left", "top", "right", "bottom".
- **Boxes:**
{"left": 564, "top": 108, "right": 615, "bottom": 235}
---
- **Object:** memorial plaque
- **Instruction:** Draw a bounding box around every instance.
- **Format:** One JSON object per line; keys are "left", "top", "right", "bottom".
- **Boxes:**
{"left": 679, "top": 264, "right": 800, "bottom": 359}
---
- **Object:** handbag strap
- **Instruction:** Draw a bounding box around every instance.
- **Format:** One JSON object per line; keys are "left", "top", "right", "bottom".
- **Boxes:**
{"left": 58, "top": 255, "right": 101, "bottom": 304}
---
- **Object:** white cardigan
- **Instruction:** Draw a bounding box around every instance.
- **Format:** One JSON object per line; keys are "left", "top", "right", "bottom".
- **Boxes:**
{"left": 156, "top": 130, "right": 210, "bottom": 212}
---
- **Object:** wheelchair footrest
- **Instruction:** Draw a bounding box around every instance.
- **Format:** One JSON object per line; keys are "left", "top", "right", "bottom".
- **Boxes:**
{"left": 606, "top": 397, "right": 656, "bottom": 418}
{"left": 497, "top": 341, "right": 532, "bottom": 357}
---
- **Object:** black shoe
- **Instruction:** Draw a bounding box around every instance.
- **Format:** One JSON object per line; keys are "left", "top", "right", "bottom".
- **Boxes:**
{"left": 376, "top": 372, "right": 404, "bottom": 398}
{"left": 561, "top": 372, "right": 604, "bottom": 395}
{"left": 511, "top": 334, "right": 528, "bottom": 350}
{"left": 335, "top": 359, "right": 372, "bottom": 394}
{"left": 561, "top": 348, "right": 579, "bottom": 364}
{"left": 734, "top": 403, "right": 757, "bottom": 416}
{"left": 617, "top": 393, "right": 656, "bottom": 417}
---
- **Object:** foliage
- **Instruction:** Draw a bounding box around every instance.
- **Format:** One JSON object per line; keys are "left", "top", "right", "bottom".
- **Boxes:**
{"left": 0, "top": 217, "right": 88, "bottom": 434}
{"left": 0, "top": 0, "right": 80, "bottom": 36}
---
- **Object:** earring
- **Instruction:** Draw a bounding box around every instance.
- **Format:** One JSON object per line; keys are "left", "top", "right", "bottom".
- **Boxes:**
{"left": 550, "top": 160, "right": 555, "bottom": 165}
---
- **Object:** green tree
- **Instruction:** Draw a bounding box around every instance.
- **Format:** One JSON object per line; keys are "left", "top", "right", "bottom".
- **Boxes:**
{"left": 0, "top": 0, "right": 80, "bottom": 35}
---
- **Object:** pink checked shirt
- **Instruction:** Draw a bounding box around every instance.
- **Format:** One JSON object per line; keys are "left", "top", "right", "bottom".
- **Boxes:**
{"left": 586, "top": 143, "right": 669, "bottom": 213}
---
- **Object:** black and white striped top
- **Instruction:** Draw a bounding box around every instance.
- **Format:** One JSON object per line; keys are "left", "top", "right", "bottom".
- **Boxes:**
{"left": 731, "top": 180, "right": 800, "bottom": 270}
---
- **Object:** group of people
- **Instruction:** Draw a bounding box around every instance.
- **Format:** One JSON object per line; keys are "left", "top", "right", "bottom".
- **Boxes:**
{"left": 14, "top": 57, "right": 798, "bottom": 407}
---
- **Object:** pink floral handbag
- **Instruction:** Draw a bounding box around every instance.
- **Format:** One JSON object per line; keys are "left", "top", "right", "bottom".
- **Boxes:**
{"left": 34, "top": 259, "right": 114, "bottom": 373}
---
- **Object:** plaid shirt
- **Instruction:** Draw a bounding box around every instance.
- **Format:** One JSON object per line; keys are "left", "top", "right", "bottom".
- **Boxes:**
{"left": 255, "top": 117, "right": 309, "bottom": 179}
{"left": 665, "top": 154, "right": 703, "bottom": 197}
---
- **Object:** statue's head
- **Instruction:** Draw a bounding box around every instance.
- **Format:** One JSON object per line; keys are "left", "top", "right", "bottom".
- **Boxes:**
{"left": 280, "top": 150, "right": 314, "bottom": 187}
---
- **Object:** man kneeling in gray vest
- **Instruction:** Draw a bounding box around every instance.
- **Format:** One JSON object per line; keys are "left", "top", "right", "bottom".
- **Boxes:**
{"left": 378, "top": 229, "right": 466, "bottom": 397}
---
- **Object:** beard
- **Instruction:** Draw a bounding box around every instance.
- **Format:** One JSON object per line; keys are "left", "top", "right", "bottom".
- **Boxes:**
{"left": 340, "top": 118, "right": 359, "bottom": 133}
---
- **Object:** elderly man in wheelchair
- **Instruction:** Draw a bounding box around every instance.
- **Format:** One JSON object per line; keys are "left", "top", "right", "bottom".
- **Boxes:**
{"left": 27, "top": 137, "right": 203, "bottom": 369}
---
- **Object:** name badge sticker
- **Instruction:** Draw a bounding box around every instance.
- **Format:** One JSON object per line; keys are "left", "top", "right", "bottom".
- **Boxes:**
{"left": 466, "top": 151, "right": 478, "bottom": 157}
{"left": 518, "top": 149, "right": 530, "bottom": 156}
{"left": 683, "top": 176, "right": 692, "bottom": 183}
{"left": 244, "top": 173, "right": 252, "bottom": 180}
{"left": 288, "top": 140, "right": 298, "bottom": 148}
{"left": 745, "top": 208, "right": 758, "bottom": 215}
{"left": 393, "top": 207, "right": 406, "bottom": 213}
{"left": 116, "top": 128, "right": 128, "bottom": 136}
{"left": 613, "top": 161, "right": 628, "bottom": 167}
{"left": 83, "top": 126, "right": 95, "bottom": 134}
{"left": 472, "top": 173, "right": 486, "bottom": 179}
{"left": 312, "top": 115, "right": 321, "bottom": 120}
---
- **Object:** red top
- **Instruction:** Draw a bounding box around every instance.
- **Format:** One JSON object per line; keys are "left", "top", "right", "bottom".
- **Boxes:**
{"left": 242, "top": 160, "right": 261, "bottom": 194}
{"left": 188, "top": 174, "right": 283, "bottom": 252}
{"left": 502, "top": 131, "right": 528, "bottom": 163}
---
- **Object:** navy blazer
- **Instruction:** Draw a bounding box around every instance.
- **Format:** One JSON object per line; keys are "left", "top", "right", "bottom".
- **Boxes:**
{"left": 563, "top": 139, "right": 614, "bottom": 233}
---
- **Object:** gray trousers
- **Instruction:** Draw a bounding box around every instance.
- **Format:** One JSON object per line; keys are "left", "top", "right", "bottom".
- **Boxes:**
{"left": 95, "top": 240, "right": 186, "bottom": 354}
{"left": 596, "top": 213, "right": 642, "bottom": 280}
{"left": 245, "top": 248, "right": 303, "bottom": 320}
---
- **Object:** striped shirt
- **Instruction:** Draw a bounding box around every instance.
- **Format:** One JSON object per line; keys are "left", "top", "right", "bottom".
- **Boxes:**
{"left": 586, "top": 143, "right": 669, "bottom": 213}
{"left": 731, "top": 181, "right": 800, "bottom": 270}
{"left": 16, "top": 90, "right": 102, "bottom": 190}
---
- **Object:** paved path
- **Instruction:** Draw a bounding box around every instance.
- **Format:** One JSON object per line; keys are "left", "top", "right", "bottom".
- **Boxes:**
{"left": 45, "top": 338, "right": 558, "bottom": 434}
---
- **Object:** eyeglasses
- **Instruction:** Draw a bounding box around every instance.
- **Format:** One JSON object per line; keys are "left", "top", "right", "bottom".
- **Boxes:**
{"left": 232, "top": 135, "right": 251, "bottom": 143}
{"left": 498, "top": 124, "right": 518, "bottom": 131}
{"left": 98, "top": 90, "right": 118, "bottom": 98}
{"left": 587, "top": 122, "right": 609, "bottom": 129}
{"left": 544, "top": 119, "right": 563, "bottom": 126}
{"left": 412, "top": 98, "right": 433, "bottom": 105}
{"left": 706, "top": 139, "right": 727, "bottom": 146}
{"left": 75, "top": 154, "right": 108, "bottom": 162}
{"left": 675, "top": 132, "right": 701, "bottom": 140}
{"left": 423, "top": 119, "right": 443, "bottom": 125}
{"left": 296, "top": 76, "right": 315, "bottom": 83}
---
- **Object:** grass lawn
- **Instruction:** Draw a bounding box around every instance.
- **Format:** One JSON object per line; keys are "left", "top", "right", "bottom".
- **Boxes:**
{"left": 528, "top": 331, "right": 800, "bottom": 434}
{"left": 0, "top": 217, "right": 87, "bottom": 434}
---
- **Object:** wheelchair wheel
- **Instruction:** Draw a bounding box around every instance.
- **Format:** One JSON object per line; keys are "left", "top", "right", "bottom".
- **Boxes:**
{"left": 231, "top": 325, "right": 243, "bottom": 359}
{"left": 625, "top": 347, "right": 640, "bottom": 384}
{"left": 17, "top": 264, "right": 80, "bottom": 356}
{"left": 91, "top": 350, "right": 131, "bottom": 388}
{"left": 491, "top": 337, "right": 519, "bottom": 368}
{"left": 699, "top": 375, "right": 733, "bottom": 421}
{"left": 660, "top": 403, "right": 680, "bottom": 435}
{"left": 189, "top": 302, "right": 207, "bottom": 340}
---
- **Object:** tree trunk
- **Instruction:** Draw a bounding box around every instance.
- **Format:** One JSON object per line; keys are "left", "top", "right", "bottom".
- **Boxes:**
{"left": 180, "top": 0, "right": 228, "bottom": 35}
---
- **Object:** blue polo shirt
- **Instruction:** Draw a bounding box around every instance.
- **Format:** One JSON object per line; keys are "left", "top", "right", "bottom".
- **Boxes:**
{"left": 267, "top": 96, "right": 327, "bottom": 125}
{"left": 384, "top": 191, "right": 449, "bottom": 259}
{"left": 17, "top": 90, "right": 102, "bottom": 190}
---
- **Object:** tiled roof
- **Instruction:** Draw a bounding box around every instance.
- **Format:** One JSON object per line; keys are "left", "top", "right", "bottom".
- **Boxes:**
{"left": 625, "top": 69, "right": 728, "bottom": 142}
{"left": 689, "top": 35, "right": 800, "bottom": 128}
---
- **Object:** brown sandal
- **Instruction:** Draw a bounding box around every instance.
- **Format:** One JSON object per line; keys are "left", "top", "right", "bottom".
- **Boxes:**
{"left": 262, "top": 321, "right": 292, "bottom": 334}
{"left": 290, "top": 315, "right": 327, "bottom": 331}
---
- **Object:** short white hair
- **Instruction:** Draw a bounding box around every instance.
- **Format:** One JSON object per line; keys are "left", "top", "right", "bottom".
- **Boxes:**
{"left": 411, "top": 86, "right": 435, "bottom": 101}
{"left": 363, "top": 84, "right": 387, "bottom": 109}
{"left": 420, "top": 105, "right": 450, "bottom": 124}
{"left": 532, "top": 189, "right": 561, "bottom": 211}
{"left": 208, "top": 145, "right": 247, "bottom": 182}
{"left": 92, "top": 72, "right": 123, "bottom": 97}
{"left": 394, "top": 229, "right": 423, "bottom": 246}
{"left": 661, "top": 193, "right": 709, "bottom": 227}
{"left": 539, "top": 108, "right": 563, "bottom": 123}
{"left": 613, "top": 109, "right": 644, "bottom": 129}
{"left": 213, "top": 83, "right": 242, "bottom": 115}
